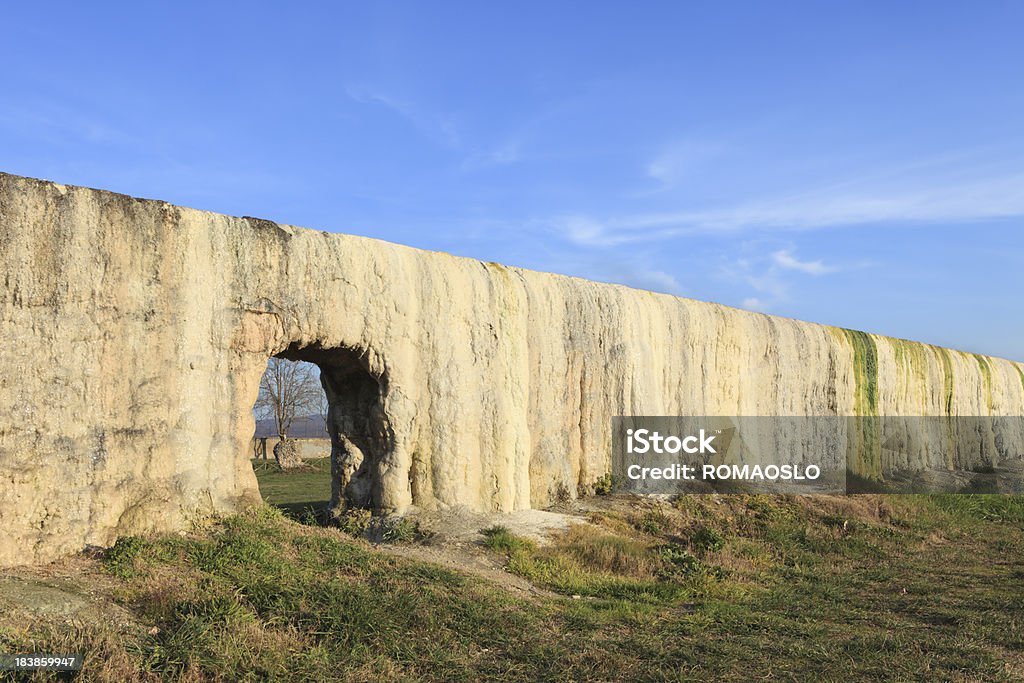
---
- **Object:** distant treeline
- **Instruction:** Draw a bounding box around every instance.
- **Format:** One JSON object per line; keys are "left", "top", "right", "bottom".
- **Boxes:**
{"left": 253, "top": 415, "right": 327, "bottom": 439}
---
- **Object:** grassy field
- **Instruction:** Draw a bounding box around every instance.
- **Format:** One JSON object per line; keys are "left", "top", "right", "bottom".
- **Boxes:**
{"left": 2, "top": 462, "right": 1023, "bottom": 681}
{"left": 250, "top": 457, "right": 331, "bottom": 519}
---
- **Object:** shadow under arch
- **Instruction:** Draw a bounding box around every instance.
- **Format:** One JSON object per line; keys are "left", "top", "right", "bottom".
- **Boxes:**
{"left": 275, "top": 342, "right": 394, "bottom": 515}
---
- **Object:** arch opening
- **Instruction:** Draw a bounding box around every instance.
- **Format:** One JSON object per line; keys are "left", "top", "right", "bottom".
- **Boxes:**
{"left": 274, "top": 343, "right": 393, "bottom": 517}
{"left": 250, "top": 357, "right": 331, "bottom": 518}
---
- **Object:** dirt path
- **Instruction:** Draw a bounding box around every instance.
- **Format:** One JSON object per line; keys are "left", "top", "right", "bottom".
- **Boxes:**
{"left": 377, "top": 506, "right": 591, "bottom": 599}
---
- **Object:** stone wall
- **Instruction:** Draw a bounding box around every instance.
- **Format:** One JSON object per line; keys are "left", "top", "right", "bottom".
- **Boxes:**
{"left": 1, "top": 172, "right": 1022, "bottom": 566}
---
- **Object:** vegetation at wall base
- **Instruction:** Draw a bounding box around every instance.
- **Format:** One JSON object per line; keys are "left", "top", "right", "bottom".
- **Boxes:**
{"left": 1, "top": 493, "right": 1023, "bottom": 681}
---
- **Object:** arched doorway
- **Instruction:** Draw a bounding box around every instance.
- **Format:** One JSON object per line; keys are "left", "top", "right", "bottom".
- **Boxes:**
{"left": 273, "top": 343, "right": 392, "bottom": 516}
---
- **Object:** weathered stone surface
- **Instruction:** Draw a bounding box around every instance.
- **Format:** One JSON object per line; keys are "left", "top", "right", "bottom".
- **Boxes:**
{"left": 1, "top": 171, "right": 1022, "bottom": 566}
{"left": 272, "top": 439, "right": 303, "bottom": 470}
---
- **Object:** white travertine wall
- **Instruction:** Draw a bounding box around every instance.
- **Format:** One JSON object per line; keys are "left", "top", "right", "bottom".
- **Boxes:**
{"left": 1, "top": 172, "right": 1022, "bottom": 566}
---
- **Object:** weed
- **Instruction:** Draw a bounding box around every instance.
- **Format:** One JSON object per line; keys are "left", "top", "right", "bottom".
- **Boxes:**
{"left": 690, "top": 526, "right": 725, "bottom": 554}
{"left": 554, "top": 481, "right": 573, "bottom": 503}
{"left": 593, "top": 472, "right": 614, "bottom": 495}
{"left": 632, "top": 509, "right": 670, "bottom": 536}
{"left": 372, "top": 516, "right": 424, "bottom": 543}
{"left": 334, "top": 508, "right": 373, "bottom": 537}
{"left": 103, "top": 536, "right": 150, "bottom": 579}
{"left": 653, "top": 544, "right": 702, "bottom": 576}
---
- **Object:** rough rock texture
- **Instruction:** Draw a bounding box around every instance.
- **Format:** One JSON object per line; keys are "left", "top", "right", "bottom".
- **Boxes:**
{"left": 272, "top": 439, "right": 303, "bottom": 470}
{"left": 1, "top": 172, "right": 1023, "bottom": 567}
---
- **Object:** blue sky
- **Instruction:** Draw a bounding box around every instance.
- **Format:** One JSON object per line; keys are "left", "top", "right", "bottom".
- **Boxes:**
{"left": 2, "top": 2, "right": 1022, "bottom": 360}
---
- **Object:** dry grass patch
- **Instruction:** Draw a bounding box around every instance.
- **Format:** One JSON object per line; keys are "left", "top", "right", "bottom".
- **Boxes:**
{"left": 555, "top": 525, "right": 660, "bottom": 578}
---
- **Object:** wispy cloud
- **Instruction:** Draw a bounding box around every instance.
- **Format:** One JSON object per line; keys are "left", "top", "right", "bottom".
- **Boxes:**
{"left": 0, "top": 101, "right": 140, "bottom": 148}
{"left": 346, "top": 85, "right": 535, "bottom": 170}
{"left": 527, "top": 251, "right": 687, "bottom": 298}
{"left": 618, "top": 269, "right": 684, "bottom": 296}
{"left": 719, "top": 247, "right": 845, "bottom": 313}
{"left": 645, "top": 139, "right": 726, "bottom": 188}
{"left": 345, "top": 85, "right": 461, "bottom": 148}
{"left": 555, "top": 171, "right": 1024, "bottom": 247}
{"left": 771, "top": 248, "right": 835, "bottom": 275}
{"left": 461, "top": 140, "right": 524, "bottom": 170}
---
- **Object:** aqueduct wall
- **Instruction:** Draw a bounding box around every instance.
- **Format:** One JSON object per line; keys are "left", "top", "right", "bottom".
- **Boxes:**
{"left": 1, "top": 172, "right": 1023, "bottom": 566}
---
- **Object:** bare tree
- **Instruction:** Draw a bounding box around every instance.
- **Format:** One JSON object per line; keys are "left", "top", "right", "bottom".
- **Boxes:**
{"left": 254, "top": 358, "right": 323, "bottom": 439}
{"left": 317, "top": 389, "right": 330, "bottom": 435}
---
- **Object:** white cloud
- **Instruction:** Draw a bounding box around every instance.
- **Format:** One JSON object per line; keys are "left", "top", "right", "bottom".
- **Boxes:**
{"left": 559, "top": 216, "right": 608, "bottom": 245}
{"left": 742, "top": 297, "right": 768, "bottom": 311}
{"left": 771, "top": 249, "right": 836, "bottom": 275}
{"left": 556, "top": 171, "right": 1024, "bottom": 246}
{"left": 719, "top": 245, "right": 842, "bottom": 313}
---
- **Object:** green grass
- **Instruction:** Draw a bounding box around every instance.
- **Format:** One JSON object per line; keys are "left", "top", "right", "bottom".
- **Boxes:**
{"left": 3, "top": 494, "right": 1024, "bottom": 681}
{"left": 925, "top": 493, "right": 1024, "bottom": 523}
{"left": 482, "top": 525, "right": 538, "bottom": 554}
{"left": 251, "top": 457, "right": 431, "bottom": 543}
{"left": 251, "top": 457, "right": 331, "bottom": 520}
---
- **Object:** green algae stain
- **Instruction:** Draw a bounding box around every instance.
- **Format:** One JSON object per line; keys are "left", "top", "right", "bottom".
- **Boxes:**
{"left": 892, "top": 337, "right": 905, "bottom": 368}
{"left": 900, "top": 339, "right": 928, "bottom": 385}
{"left": 839, "top": 328, "right": 878, "bottom": 417}
{"left": 931, "top": 345, "right": 955, "bottom": 417}
{"left": 831, "top": 328, "right": 882, "bottom": 480}
{"left": 889, "top": 338, "right": 930, "bottom": 413}
{"left": 971, "top": 353, "right": 993, "bottom": 414}
{"left": 929, "top": 346, "right": 958, "bottom": 470}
